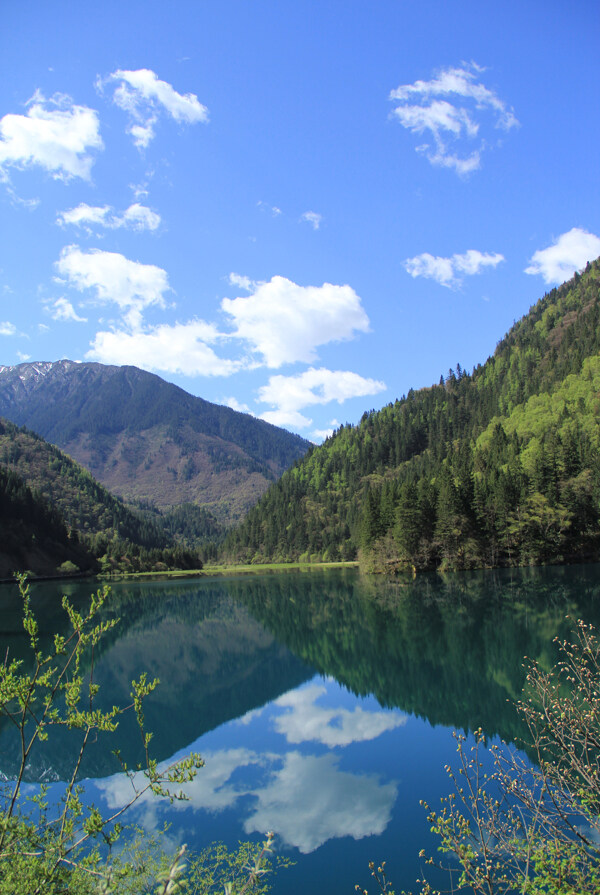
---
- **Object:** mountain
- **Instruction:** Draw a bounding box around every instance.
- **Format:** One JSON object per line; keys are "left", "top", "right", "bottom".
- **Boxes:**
{"left": 224, "top": 259, "right": 600, "bottom": 570}
{"left": 0, "top": 361, "right": 310, "bottom": 526}
{"left": 0, "top": 419, "right": 200, "bottom": 576}
{"left": 0, "top": 417, "right": 169, "bottom": 549}
{"left": 0, "top": 461, "right": 96, "bottom": 578}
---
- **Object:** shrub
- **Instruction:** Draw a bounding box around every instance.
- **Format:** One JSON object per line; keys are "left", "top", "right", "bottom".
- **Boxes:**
{"left": 358, "top": 620, "right": 600, "bottom": 894}
{"left": 0, "top": 575, "right": 281, "bottom": 894}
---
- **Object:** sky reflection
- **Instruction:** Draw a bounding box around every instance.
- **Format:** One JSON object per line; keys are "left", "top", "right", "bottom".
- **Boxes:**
{"left": 95, "top": 677, "right": 402, "bottom": 853}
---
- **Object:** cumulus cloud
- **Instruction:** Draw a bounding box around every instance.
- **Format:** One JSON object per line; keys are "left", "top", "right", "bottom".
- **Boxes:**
{"left": 390, "top": 63, "right": 518, "bottom": 175}
{"left": 0, "top": 91, "right": 103, "bottom": 182}
{"left": 300, "top": 211, "right": 322, "bottom": 230}
{"left": 100, "top": 69, "right": 208, "bottom": 148}
{"left": 259, "top": 409, "right": 313, "bottom": 429}
{"left": 56, "top": 245, "right": 170, "bottom": 329}
{"left": 87, "top": 319, "right": 238, "bottom": 377}
{"left": 274, "top": 684, "right": 406, "bottom": 747}
{"left": 0, "top": 322, "right": 16, "bottom": 336}
{"left": 57, "top": 202, "right": 161, "bottom": 232}
{"left": 222, "top": 276, "right": 370, "bottom": 368}
{"left": 49, "top": 297, "right": 87, "bottom": 323}
{"left": 525, "top": 228, "right": 600, "bottom": 285}
{"left": 404, "top": 249, "right": 504, "bottom": 288}
{"left": 257, "top": 367, "right": 386, "bottom": 429}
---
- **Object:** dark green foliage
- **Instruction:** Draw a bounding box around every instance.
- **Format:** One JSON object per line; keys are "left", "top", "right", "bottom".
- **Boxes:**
{"left": 0, "top": 464, "right": 96, "bottom": 577}
{"left": 0, "top": 419, "right": 167, "bottom": 549}
{"left": 224, "top": 259, "right": 600, "bottom": 570}
{"left": 0, "top": 420, "right": 202, "bottom": 575}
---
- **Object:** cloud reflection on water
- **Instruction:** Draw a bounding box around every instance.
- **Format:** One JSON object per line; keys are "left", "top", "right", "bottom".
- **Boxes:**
{"left": 96, "top": 683, "right": 403, "bottom": 853}
{"left": 274, "top": 683, "right": 407, "bottom": 747}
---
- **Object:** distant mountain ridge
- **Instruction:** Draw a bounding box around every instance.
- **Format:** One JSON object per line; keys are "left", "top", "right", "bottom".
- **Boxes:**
{"left": 0, "top": 361, "right": 310, "bottom": 525}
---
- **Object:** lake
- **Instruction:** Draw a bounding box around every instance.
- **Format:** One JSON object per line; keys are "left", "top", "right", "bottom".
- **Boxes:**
{"left": 1, "top": 564, "right": 600, "bottom": 893}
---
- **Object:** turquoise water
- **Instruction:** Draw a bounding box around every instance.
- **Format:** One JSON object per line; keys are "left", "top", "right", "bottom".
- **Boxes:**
{"left": 1, "top": 565, "right": 599, "bottom": 893}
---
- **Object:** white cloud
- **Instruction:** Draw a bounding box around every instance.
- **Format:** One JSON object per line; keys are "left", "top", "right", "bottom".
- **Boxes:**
{"left": 222, "top": 396, "right": 252, "bottom": 414}
{"left": 56, "top": 245, "right": 170, "bottom": 329}
{"left": 274, "top": 684, "right": 406, "bottom": 747}
{"left": 0, "top": 91, "right": 102, "bottom": 182}
{"left": 257, "top": 367, "right": 386, "bottom": 429}
{"left": 57, "top": 202, "right": 161, "bottom": 232}
{"left": 257, "top": 201, "right": 282, "bottom": 217}
{"left": 49, "top": 297, "right": 87, "bottom": 323}
{"left": 390, "top": 63, "right": 518, "bottom": 175}
{"left": 300, "top": 211, "right": 322, "bottom": 230}
{"left": 100, "top": 69, "right": 208, "bottom": 148}
{"left": 222, "top": 276, "right": 370, "bottom": 368}
{"left": 58, "top": 204, "right": 110, "bottom": 228}
{"left": 311, "top": 419, "right": 340, "bottom": 442}
{"left": 87, "top": 319, "right": 238, "bottom": 377}
{"left": 16, "top": 351, "right": 31, "bottom": 362}
{"left": 311, "top": 427, "right": 335, "bottom": 442}
{"left": 0, "top": 322, "right": 16, "bottom": 336}
{"left": 259, "top": 409, "right": 313, "bottom": 429}
{"left": 5, "top": 185, "right": 40, "bottom": 210}
{"left": 227, "top": 272, "right": 254, "bottom": 292}
{"left": 525, "top": 228, "right": 600, "bottom": 285}
{"left": 404, "top": 249, "right": 504, "bottom": 288}
{"left": 131, "top": 181, "right": 150, "bottom": 201}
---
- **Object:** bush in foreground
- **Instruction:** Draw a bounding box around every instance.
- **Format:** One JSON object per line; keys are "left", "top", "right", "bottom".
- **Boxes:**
{"left": 0, "top": 575, "right": 280, "bottom": 894}
{"left": 359, "top": 619, "right": 600, "bottom": 894}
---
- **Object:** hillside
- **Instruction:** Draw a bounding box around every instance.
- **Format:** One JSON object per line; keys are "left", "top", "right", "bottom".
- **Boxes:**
{"left": 224, "top": 259, "right": 600, "bottom": 570}
{"left": 0, "top": 418, "right": 168, "bottom": 549}
{"left": 0, "top": 361, "right": 309, "bottom": 526}
{"left": 0, "top": 463, "right": 96, "bottom": 578}
{"left": 0, "top": 419, "right": 200, "bottom": 575}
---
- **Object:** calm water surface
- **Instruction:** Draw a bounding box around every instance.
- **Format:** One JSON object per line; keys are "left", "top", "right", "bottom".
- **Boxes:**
{"left": 1, "top": 565, "right": 599, "bottom": 893}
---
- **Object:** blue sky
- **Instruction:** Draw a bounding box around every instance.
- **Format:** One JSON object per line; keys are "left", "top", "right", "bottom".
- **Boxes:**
{"left": 1, "top": 0, "right": 599, "bottom": 441}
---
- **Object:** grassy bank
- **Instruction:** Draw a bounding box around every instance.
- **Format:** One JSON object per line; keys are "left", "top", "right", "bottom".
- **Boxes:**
{"left": 98, "top": 560, "right": 359, "bottom": 582}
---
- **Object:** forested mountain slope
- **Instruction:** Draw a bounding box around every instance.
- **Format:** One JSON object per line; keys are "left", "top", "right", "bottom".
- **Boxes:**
{"left": 0, "top": 463, "right": 96, "bottom": 578}
{"left": 0, "top": 419, "right": 199, "bottom": 575}
{"left": 0, "top": 419, "right": 167, "bottom": 548}
{"left": 224, "top": 259, "right": 600, "bottom": 570}
{"left": 0, "top": 361, "right": 309, "bottom": 525}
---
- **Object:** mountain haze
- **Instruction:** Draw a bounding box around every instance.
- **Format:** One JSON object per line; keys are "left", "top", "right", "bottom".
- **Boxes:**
{"left": 0, "top": 361, "right": 309, "bottom": 526}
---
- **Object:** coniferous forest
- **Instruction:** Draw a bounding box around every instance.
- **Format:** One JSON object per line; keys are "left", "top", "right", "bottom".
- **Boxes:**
{"left": 223, "top": 260, "right": 600, "bottom": 571}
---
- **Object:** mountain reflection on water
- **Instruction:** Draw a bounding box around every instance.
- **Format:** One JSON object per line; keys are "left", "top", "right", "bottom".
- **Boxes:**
{"left": 1, "top": 565, "right": 599, "bottom": 781}
{"left": 227, "top": 564, "right": 600, "bottom": 744}
{"left": 1, "top": 566, "right": 599, "bottom": 894}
